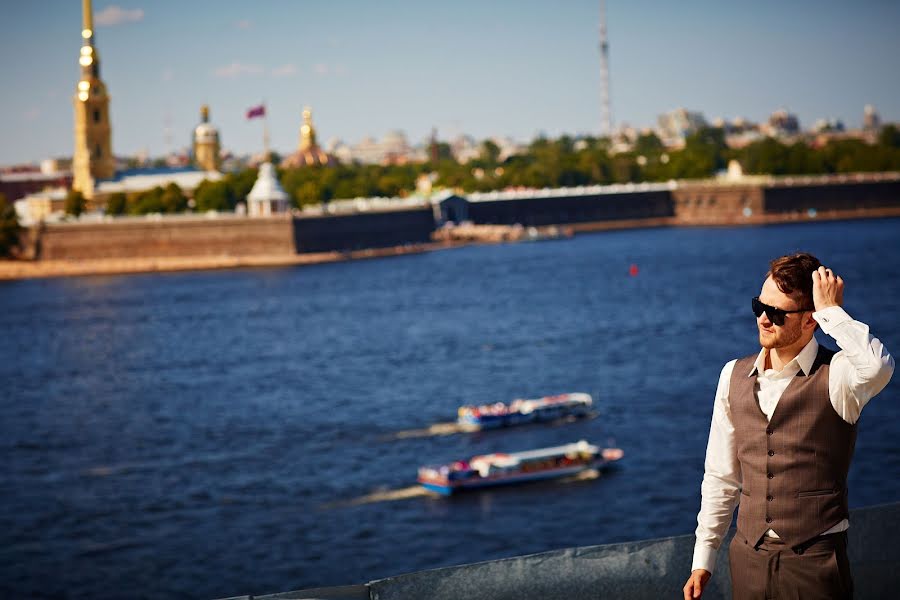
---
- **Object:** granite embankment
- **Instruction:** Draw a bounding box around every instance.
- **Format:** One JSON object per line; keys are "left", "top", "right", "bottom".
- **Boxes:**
{"left": 0, "top": 244, "right": 444, "bottom": 280}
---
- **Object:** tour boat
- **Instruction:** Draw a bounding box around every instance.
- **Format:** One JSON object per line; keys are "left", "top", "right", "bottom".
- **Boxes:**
{"left": 456, "top": 392, "right": 592, "bottom": 430}
{"left": 417, "top": 440, "right": 624, "bottom": 495}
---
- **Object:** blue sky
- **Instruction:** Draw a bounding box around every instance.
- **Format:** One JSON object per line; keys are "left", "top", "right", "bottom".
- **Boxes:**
{"left": 2, "top": 0, "right": 899, "bottom": 165}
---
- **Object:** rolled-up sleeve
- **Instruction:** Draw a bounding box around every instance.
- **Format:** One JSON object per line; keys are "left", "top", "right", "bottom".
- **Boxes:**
{"left": 692, "top": 360, "right": 743, "bottom": 574}
{"left": 815, "top": 306, "right": 895, "bottom": 424}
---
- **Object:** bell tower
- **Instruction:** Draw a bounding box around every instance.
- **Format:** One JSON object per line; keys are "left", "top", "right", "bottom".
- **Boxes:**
{"left": 72, "top": 0, "right": 115, "bottom": 198}
{"left": 193, "top": 105, "right": 221, "bottom": 172}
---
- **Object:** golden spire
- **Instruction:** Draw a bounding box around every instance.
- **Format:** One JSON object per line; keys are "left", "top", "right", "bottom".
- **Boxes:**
{"left": 82, "top": 0, "right": 94, "bottom": 38}
{"left": 201, "top": 104, "right": 210, "bottom": 123}
{"left": 283, "top": 106, "right": 331, "bottom": 168}
{"left": 72, "top": 0, "right": 114, "bottom": 197}
{"left": 299, "top": 106, "right": 316, "bottom": 152}
{"left": 78, "top": 0, "right": 99, "bottom": 81}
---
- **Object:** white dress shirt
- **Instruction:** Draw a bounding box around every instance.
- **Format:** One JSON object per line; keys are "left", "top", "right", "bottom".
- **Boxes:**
{"left": 691, "top": 305, "right": 895, "bottom": 574}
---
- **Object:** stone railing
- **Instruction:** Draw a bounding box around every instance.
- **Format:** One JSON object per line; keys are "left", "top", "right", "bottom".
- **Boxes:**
{"left": 219, "top": 502, "right": 900, "bottom": 600}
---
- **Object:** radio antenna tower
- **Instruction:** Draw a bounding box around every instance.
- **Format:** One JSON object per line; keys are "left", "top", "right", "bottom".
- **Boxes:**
{"left": 599, "top": 0, "right": 612, "bottom": 138}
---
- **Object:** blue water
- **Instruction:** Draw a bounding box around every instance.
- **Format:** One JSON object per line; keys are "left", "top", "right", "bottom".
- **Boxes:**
{"left": 2, "top": 219, "right": 899, "bottom": 599}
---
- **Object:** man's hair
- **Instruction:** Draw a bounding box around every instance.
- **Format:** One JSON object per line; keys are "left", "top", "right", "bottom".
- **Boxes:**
{"left": 766, "top": 252, "right": 821, "bottom": 309}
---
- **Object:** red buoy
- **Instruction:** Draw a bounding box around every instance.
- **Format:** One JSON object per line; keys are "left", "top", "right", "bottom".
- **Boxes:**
{"left": 629, "top": 264, "right": 639, "bottom": 277}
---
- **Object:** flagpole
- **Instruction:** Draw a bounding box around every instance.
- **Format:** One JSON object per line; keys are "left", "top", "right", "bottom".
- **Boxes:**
{"left": 262, "top": 101, "right": 271, "bottom": 162}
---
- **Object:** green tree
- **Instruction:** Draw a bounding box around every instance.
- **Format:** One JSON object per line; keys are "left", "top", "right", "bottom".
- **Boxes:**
{"left": 736, "top": 137, "right": 790, "bottom": 175}
{"left": 678, "top": 127, "right": 727, "bottom": 177}
{"left": 225, "top": 168, "right": 259, "bottom": 203}
{"left": 0, "top": 192, "right": 22, "bottom": 258}
{"left": 194, "top": 180, "right": 236, "bottom": 212}
{"left": 161, "top": 182, "right": 188, "bottom": 213}
{"left": 878, "top": 124, "right": 900, "bottom": 148}
{"left": 106, "top": 192, "right": 127, "bottom": 215}
{"left": 294, "top": 180, "right": 327, "bottom": 206}
{"left": 480, "top": 139, "right": 502, "bottom": 165}
{"left": 64, "top": 189, "right": 86, "bottom": 217}
{"left": 634, "top": 132, "right": 664, "bottom": 156}
{"left": 129, "top": 186, "right": 165, "bottom": 214}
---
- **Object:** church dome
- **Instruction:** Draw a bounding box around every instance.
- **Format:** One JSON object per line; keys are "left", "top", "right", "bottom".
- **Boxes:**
{"left": 281, "top": 106, "right": 334, "bottom": 168}
{"left": 192, "top": 105, "right": 221, "bottom": 171}
{"left": 194, "top": 123, "right": 219, "bottom": 143}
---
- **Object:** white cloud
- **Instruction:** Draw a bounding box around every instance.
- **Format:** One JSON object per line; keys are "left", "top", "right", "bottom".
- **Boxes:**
{"left": 312, "top": 63, "right": 348, "bottom": 77}
{"left": 271, "top": 64, "right": 298, "bottom": 78}
{"left": 95, "top": 5, "right": 145, "bottom": 27}
{"left": 214, "top": 62, "right": 265, "bottom": 78}
{"left": 235, "top": 20, "right": 252, "bottom": 30}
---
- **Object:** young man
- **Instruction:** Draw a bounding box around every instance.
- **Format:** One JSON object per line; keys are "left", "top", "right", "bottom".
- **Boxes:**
{"left": 683, "top": 253, "right": 894, "bottom": 600}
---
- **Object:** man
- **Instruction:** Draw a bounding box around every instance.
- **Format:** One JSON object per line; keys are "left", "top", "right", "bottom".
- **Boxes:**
{"left": 683, "top": 253, "right": 894, "bottom": 600}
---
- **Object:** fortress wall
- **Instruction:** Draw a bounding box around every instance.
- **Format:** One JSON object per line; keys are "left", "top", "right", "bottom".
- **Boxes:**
{"left": 292, "top": 207, "right": 436, "bottom": 253}
{"left": 34, "top": 215, "right": 296, "bottom": 260}
{"left": 22, "top": 178, "right": 900, "bottom": 263}
{"left": 672, "top": 177, "right": 900, "bottom": 225}
{"left": 672, "top": 184, "right": 765, "bottom": 223}
{"left": 764, "top": 179, "right": 900, "bottom": 214}
{"left": 464, "top": 190, "right": 674, "bottom": 226}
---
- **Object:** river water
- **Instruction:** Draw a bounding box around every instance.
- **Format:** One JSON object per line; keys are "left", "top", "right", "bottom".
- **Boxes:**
{"left": 2, "top": 219, "right": 899, "bottom": 599}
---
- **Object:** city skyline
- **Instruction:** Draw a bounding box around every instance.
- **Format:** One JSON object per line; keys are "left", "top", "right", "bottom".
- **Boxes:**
{"left": 2, "top": 0, "right": 900, "bottom": 165}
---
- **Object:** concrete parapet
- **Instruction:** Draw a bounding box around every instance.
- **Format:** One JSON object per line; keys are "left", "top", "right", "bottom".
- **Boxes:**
{"left": 225, "top": 502, "right": 900, "bottom": 600}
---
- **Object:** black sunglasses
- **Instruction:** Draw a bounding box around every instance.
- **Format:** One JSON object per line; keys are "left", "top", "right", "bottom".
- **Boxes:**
{"left": 751, "top": 297, "right": 812, "bottom": 326}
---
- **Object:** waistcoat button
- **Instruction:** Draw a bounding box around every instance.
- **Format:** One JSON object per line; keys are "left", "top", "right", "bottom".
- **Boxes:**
{"left": 767, "top": 472, "right": 774, "bottom": 479}
{"left": 766, "top": 516, "right": 773, "bottom": 523}
{"left": 766, "top": 428, "right": 773, "bottom": 435}
{"left": 768, "top": 450, "right": 775, "bottom": 456}
{"left": 767, "top": 495, "right": 774, "bottom": 501}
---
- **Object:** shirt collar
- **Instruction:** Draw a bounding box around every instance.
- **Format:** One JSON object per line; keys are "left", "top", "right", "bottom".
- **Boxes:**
{"left": 749, "top": 337, "right": 819, "bottom": 377}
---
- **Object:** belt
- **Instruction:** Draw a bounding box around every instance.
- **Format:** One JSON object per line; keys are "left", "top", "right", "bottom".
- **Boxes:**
{"left": 760, "top": 531, "right": 846, "bottom": 555}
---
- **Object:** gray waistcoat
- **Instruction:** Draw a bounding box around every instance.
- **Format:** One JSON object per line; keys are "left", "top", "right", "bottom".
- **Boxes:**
{"left": 729, "top": 346, "right": 856, "bottom": 549}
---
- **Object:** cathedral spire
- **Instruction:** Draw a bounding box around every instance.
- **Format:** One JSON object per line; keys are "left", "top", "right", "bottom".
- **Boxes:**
{"left": 79, "top": 0, "right": 99, "bottom": 80}
{"left": 73, "top": 0, "right": 115, "bottom": 198}
{"left": 281, "top": 106, "right": 332, "bottom": 168}
{"left": 299, "top": 107, "right": 317, "bottom": 152}
{"left": 82, "top": 0, "right": 93, "bottom": 36}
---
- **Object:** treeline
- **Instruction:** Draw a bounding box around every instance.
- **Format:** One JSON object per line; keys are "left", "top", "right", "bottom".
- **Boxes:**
{"left": 93, "top": 169, "right": 260, "bottom": 216}
{"left": 79, "top": 123, "right": 900, "bottom": 216}
{"left": 274, "top": 124, "right": 900, "bottom": 206}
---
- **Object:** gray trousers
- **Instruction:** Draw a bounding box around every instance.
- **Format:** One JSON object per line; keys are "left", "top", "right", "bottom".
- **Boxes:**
{"left": 729, "top": 530, "right": 853, "bottom": 599}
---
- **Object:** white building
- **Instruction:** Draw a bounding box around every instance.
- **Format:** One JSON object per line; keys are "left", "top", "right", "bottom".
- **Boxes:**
{"left": 246, "top": 162, "right": 290, "bottom": 217}
{"left": 657, "top": 108, "right": 708, "bottom": 146}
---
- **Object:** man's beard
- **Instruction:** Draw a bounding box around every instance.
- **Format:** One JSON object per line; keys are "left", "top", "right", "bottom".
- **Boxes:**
{"left": 759, "top": 321, "right": 803, "bottom": 350}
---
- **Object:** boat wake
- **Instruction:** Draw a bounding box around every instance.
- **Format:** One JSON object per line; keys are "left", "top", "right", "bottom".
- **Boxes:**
{"left": 558, "top": 468, "right": 601, "bottom": 483}
{"left": 320, "top": 485, "right": 440, "bottom": 509}
{"left": 384, "top": 422, "right": 470, "bottom": 440}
